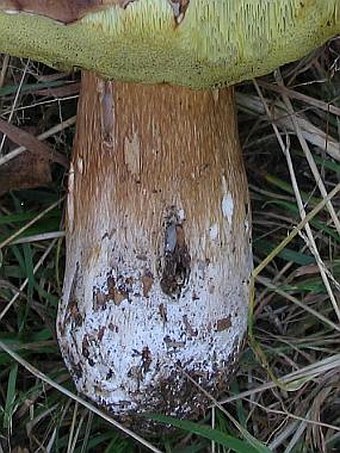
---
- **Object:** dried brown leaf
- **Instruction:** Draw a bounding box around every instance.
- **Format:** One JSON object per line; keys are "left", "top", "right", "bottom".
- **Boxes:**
{"left": 0, "top": 119, "right": 68, "bottom": 195}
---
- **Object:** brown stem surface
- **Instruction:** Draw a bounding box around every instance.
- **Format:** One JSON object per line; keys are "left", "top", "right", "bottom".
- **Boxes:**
{"left": 58, "top": 72, "right": 252, "bottom": 426}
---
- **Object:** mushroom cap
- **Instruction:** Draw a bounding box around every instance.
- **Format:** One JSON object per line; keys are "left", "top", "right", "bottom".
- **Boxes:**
{"left": 0, "top": 0, "right": 339, "bottom": 88}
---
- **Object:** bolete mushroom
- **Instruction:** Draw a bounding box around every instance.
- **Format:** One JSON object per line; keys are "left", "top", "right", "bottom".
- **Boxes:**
{"left": 0, "top": 0, "right": 339, "bottom": 423}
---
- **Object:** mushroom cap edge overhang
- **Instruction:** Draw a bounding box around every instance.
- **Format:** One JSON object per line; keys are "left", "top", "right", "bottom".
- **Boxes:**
{"left": 0, "top": 0, "right": 339, "bottom": 89}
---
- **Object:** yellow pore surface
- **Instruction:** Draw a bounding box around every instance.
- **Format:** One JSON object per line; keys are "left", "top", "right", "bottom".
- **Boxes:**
{"left": 0, "top": 0, "right": 339, "bottom": 88}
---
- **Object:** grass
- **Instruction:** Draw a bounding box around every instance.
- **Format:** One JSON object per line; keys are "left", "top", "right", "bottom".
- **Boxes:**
{"left": 0, "top": 39, "right": 339, "bottom": 452}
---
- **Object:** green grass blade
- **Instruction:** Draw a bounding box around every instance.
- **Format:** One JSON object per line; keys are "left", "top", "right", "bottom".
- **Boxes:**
{"left": 146, "top": 414, "right": 272, "bottom": 453}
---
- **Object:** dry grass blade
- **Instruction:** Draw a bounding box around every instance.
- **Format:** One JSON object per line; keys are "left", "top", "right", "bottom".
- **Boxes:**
{"left": 0, "top": 197, "right": 64, "bottom": 250}
{"left": 0, "top": 118, "right": 68, "bottom": 167}
{"left": 10, "top": 231, "right": 65, "bottom": 245}
{"left": 219, "top": 353, "right": 340, "bottom": 404}
{"left": 258, "top": 79, "right": 340, "bottom": 117}
{"left": 236, "top": 93, "right": 340, "bottom": 161}
{"left": 0, "top": 115, "right": 76, "bottom": 167}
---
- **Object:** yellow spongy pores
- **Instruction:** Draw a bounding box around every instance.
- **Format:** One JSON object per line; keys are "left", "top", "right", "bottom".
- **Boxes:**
{"left": 0, "top": 0, "right": 339, "bottom": 89}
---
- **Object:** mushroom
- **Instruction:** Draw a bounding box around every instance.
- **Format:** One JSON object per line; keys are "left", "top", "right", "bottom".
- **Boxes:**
{"left": 0, "top": 1, "right": 339, "bottom": 424}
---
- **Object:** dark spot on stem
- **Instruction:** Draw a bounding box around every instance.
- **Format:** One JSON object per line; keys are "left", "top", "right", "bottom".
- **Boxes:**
{"left": 93, "top": 274, "right": 130, "bottom": 309}
{"left": 215, "top": 316, "right": 232, "bottom": 332}
{"left": 65, "top": 263, "right": 83, "bottom": 326}
{"left": 160, "top": 208, "right": 191, "bottom": 298}
{"left": 142, "top": 271, "right": 154, "bottom": 297}
{"left": 159, "top": 303, "right": 168, "bottom": 323}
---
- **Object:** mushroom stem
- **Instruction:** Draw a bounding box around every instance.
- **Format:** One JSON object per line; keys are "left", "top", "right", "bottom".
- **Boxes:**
{"left": 57, "top": 71, "right": 253, "bottom": 420}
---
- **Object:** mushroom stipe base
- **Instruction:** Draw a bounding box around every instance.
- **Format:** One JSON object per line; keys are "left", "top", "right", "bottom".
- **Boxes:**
{"left": 57, "top": 73, "right": 253, "bottom": 421}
